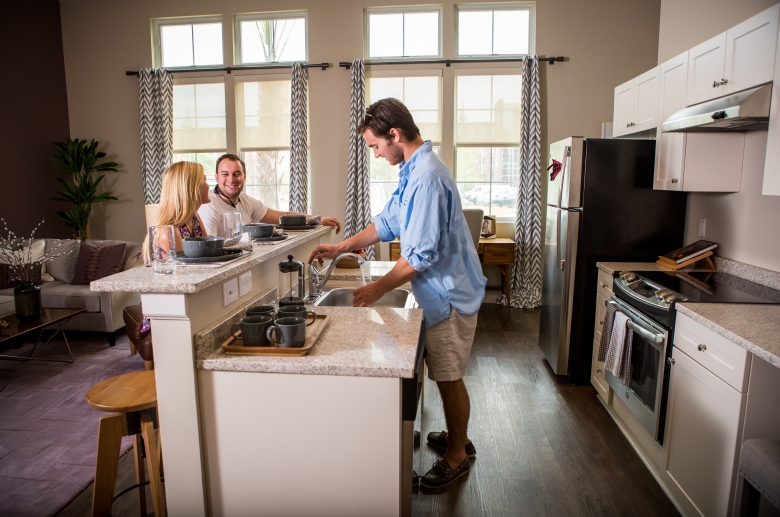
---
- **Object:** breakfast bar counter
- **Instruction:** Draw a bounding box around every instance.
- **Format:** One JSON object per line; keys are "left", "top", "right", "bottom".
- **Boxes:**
{"left": 90, "top": 228, "right": 423, "bottom": 517}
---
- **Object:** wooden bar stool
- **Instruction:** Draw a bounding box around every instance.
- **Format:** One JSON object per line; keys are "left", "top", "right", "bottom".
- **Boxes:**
{"left": 86, "top": 370, "right": 165, "bottom": 517}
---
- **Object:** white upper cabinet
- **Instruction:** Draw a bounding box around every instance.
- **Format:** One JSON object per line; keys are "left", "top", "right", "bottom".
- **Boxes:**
{"left": 612, "top": 68, "right": 659, "bottom": 137}
{"left": 634, "top": 68, "right": 660, "bottom": 132}
{"left": 612, "top": 79, "right": 636, "bottom": 137}
{"left": 724, "top": 3, "right": 780, "bottom": 95}
{"left": 764, "top": 5, "right": 780, "bottom": 196}
{"left": 686, "top": 32, "right": 728, "bottom": 106}
{"left": 654, "top": 52, "right": 689, "bottom": 191}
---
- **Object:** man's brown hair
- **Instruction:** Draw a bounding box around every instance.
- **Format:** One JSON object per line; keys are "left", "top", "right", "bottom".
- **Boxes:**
{"left": 215, "top": 153, "right": 247, "bottom": 174}
{"left": 358, "top": 98, "right": 420, "bottom": 141}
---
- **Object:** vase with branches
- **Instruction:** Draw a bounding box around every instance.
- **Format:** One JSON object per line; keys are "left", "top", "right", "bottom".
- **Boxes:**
{"left": 51, "top": 138, "right": 118, "bottom": 239}
{"left": 0, "top": 219, "right": 75, "bottom": 320}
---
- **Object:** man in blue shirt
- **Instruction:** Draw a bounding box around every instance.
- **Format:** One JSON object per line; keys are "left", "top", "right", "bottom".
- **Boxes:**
{"left": 309, "top": 99, "right": 486, "bottom": 488}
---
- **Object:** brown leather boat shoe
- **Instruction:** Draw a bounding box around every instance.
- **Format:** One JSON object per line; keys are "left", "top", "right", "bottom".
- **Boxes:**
{"left": 420, "top": 457, "right": 471, "bottom": 488}
{"left": 426, "top": 430, "right": 476, "bottom": 458}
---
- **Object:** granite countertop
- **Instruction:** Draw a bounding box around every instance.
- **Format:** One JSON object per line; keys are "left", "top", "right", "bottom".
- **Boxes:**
{"left": 676, "top": 303, "right": 780, "bottom": 369}
{"left": 196, "top": 306, "right": 424, "bottom": 378}
{"left": 90, "top": 226, "right": 332, "bottom": 294}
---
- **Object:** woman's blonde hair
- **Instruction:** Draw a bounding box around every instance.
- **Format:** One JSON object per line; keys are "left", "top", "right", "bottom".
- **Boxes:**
{"left": 143, "top": 161, "right": 205, "bottom": 261}
{"left": 153, "top": 161, "right": 206, "bottom": 227}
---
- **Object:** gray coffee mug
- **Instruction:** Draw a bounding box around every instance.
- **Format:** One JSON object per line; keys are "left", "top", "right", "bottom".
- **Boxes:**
{"left": 277, "top": 305, "right": 317, "bottom": 326}
{"left": 266, "top": 317, "right": 307, "bottom": 348}
{"left": 246, "top": 305, "right": 276, "bottom": 318}
{"left": 230, "top": 315, "right": 273, "bottom": 347}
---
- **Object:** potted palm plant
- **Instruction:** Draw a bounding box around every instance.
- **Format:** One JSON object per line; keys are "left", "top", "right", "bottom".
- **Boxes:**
{"left": 51, "top": 138, "right": 118, "bottom": 239}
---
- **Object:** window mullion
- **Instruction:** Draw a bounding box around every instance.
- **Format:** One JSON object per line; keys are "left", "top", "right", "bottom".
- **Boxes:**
{"left": 225, "top": 74, "right": 238, "bottom": 155}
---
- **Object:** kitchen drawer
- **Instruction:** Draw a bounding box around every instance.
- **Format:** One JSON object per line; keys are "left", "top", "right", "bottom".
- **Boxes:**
{"left": 594, "top": 293, "right": 608, "bottom": 340}
{"left": 597, "top": 269, "right": 614, "bottom": 299}
{"left": 481, "top": 243, "right": 515, "bottom": 264}
{"left": 674, "top": 312, "right": 751, "bottom": 393}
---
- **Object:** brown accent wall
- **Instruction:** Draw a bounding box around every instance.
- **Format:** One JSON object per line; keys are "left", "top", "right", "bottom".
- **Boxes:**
{"left": 0, "top": 0, "right": 70, "bottom": 238}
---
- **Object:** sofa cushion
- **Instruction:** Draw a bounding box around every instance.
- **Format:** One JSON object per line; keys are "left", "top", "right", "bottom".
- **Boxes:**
{"left": 45, "top": 239, "right": 81, "bottom": 283}
{"left": 72, "top": 242, "right": 126, "bottom": 285}
{"left": 85, "top": 240, "right": 143, "bottom": 271}
{"left": 40, "top": 282, "right": 101, "bottom": 312}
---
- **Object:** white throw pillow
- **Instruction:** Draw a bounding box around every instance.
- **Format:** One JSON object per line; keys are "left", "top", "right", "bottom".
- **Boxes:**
{"left": 0, "top": 240, "right": 55, "bottom": 281}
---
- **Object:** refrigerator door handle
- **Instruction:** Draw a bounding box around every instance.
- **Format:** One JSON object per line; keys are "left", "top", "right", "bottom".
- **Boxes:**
{"left": 556, "top": 146, "right": 571, "bottom": 209}
{"left": 556, "top": 208, "right": 563, "bottom": 271}
{"left": 555, "top": 146, "right": 570, "bottom": 271}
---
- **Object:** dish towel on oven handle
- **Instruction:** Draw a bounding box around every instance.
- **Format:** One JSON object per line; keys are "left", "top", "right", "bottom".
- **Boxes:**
{"left": 598, "top": 304, "right": 617, "bottom": 362}
{"left": 604, "top": 311, "right": 634, "bottom": 386}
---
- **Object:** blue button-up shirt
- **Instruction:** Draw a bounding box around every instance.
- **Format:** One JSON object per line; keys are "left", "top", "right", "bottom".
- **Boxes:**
{"left": 374, "top": 142, "right": 487, "bottom": 328}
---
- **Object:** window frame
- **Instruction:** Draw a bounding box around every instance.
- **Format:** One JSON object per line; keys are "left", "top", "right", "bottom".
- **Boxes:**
{"left": 364, "top": 6, "right": 444, "bottom": 60}
{"left": 171, "top": 73, "right": 228, "bottom": 156}
{"left": 234, "top": 11, "right": 309, "bottom": 65}
{"left": 455, "top": 3, "right": 536, "bottom": 58}
{"left": 152, "top": 16, "right": 224, "bottom": 69}
{"left": 453, "top": 67, "right": 522, "bottom": 221}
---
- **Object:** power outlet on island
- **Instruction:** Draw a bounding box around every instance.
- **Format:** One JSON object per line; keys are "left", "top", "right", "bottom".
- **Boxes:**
{"left": 223, "top": 278, "right": 239, "bottom": 307}
{"left": 239, "top": 271, "right": 252, "bottom": 297}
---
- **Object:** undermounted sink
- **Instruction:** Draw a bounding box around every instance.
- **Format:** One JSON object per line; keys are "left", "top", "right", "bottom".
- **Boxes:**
{"left": 313, "top": 287, "right": 416, "bottom": 308}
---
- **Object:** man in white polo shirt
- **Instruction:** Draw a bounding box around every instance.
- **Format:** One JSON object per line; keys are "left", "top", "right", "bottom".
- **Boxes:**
{"left": 198, "top": 154, "right": 342, "bottom": 237}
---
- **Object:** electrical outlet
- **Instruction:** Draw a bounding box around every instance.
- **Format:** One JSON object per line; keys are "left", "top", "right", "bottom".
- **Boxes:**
{"left": 699, "top": 219, "right": 706, "bottom": 237}
{"left": 239, "top": 271, "right": 252, "bottom": 297}
{"left": 223, "top": 278, "right": 239, "bottom": 307}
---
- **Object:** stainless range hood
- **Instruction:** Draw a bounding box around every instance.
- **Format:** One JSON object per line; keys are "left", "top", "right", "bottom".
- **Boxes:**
{"left": 662, "top": 84, "right": 771, "bottom": 133}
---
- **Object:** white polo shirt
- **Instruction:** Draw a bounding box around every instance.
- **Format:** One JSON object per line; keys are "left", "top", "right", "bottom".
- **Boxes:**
{"left": 198, "top": 190, "right": 270, "bottom": 237}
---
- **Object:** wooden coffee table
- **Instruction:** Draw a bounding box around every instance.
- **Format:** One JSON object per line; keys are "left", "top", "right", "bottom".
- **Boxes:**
{"left": 0, "top": 308, "right": 86, "bottom": 393}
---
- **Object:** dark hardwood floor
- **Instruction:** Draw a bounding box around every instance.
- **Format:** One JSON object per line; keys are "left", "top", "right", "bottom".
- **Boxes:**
{"left": 57, "top": 304, "right": 680, "bottom": 517}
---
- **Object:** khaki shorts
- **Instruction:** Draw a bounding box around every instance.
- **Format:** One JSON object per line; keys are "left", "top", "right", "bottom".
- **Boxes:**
{"left": 424, "top": 306, "right": 478, "bottom": 382}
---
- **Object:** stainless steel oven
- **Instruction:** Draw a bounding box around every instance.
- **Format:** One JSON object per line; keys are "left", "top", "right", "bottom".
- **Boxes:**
{"left": 604, "top": 296, "right": 671, "bottom": 443}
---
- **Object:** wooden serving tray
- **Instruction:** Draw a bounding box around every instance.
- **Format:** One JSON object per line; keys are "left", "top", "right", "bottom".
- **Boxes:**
{"left": 221, "top": 314, "right": 330, "bottom": 357}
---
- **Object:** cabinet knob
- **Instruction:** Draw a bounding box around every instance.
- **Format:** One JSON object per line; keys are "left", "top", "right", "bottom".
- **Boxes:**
{"left": 671, "top": 178, "right": 678, "bottom": 184}
{"left": 713, "top": 80, "right": 720, "bottom": 88}
{"left": 596, "top": 368, "right": 602, "bottom": 373}
{"left": 697, "top": 343, "right": 707, "bottom": 352}
{"left": 601, "top": 282, "right": 608, "bottom": 288}
{"left": 720, "top": 78, "right": 729, "bottom": 85}
{"left": 599, "top": 319, "right": 604, "bottom": 325}
{"left": 667, "top": 357, "right": 676, "bottom": 365}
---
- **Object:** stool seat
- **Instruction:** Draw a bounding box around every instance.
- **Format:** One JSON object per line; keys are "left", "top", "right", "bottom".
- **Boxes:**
{"left": 86, "top": 371, "right": 157, "bottom": 413}
{"left": 741, "top": 439, "right": 780, "bottom": 511}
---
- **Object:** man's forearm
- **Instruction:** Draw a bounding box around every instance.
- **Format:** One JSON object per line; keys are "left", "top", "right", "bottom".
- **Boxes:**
{"left": 335, "top": 224, "right": 381, "bottom": 252}
{"left": 375, "top": 257, "right": 418, "bottom": 292}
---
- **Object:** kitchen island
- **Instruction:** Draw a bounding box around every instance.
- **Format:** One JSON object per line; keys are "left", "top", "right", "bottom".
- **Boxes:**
{"left": 91, "top": 228, "right": 425, "bottom": 517}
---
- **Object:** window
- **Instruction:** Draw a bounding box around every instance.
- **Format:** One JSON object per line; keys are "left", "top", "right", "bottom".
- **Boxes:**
{"left": 236, "top": 76, "right": 293, "bottom": 211}
{"left": 455, "top": 73, "right": 521, "bottom": 217}
{"left": 154, "top": 18, "right": 223, "bottom": 68}
{"left": 366, "top": 8, "right": 441, "bottom": 59}
{"left": 366, "top": 72, "right": 442, "bottom": 215}
{"left": 457, "top": 4, "right": 534, "bottom": 57}
{"left": 172, "top": 78, "right": 227, "bottom": 183}
{"left": 236, "top": 13, "right": 307, "bottom": 64}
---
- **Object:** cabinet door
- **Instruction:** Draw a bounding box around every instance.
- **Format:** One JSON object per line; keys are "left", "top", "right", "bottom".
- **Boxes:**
{"left": 591, "top": 338, "right": 610, "bottom": 402}
{"left": 764, "top": 10, "right": 780, "bottom": 196}
{"left": 655, "top": 52, "right": 688, "bottom": 191}
{"left": 613, "top": 79, "right": 635, "bottom": 137}
{"left": 724, "top": 3, "right": 779, "bottom": 95}
{"left": 662, "top": 348, "right": 745, "bottom": 517}
{"left": 633, "top": 67, "right": 659, "bottom": 132}
{"left": 687, "top": 32, "right": 727, "bottom": 106}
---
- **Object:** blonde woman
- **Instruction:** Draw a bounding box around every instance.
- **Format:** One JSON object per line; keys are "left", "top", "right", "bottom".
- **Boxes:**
{"left": 144, "top": 161, "right": 211, "bottom": 258}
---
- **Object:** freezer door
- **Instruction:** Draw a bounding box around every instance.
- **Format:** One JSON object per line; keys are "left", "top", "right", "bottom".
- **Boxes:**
{"left": 539, "top": 206, "right": 580, "bottom": 375}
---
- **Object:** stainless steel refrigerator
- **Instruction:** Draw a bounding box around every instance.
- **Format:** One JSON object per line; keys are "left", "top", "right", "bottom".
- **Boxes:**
{"left": 538, "top": 137, "right": 687, "bottom": 384}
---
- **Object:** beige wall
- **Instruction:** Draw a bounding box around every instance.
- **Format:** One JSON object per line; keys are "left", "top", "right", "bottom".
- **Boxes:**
{"left": 59, "top": 0, "right": 660, "bottom": 244}
{"left": 658, "top": 0, "right": 780, "bottom": 272}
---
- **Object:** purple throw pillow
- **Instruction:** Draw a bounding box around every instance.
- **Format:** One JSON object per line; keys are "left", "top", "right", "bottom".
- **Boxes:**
{"left": 71, "top": 242, "right": 126, "bottom": 285}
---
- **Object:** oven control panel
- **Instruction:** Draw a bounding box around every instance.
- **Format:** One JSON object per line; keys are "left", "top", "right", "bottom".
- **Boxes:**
{"left": 615, "top": 272, "right": 690, "bottom": 311}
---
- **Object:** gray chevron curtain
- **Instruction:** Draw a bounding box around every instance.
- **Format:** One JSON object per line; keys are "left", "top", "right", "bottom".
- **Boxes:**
{"left": 499, "top": 56, "right": 542, "bottom": 309}
{"left": 138, "top": 68, "right": 173, "bottom": 205}
{"left": 344, "top": 59, "right": 375, "bottom": 260}
{"left": 289, "top": 62, "right": 308, "bottom": 214}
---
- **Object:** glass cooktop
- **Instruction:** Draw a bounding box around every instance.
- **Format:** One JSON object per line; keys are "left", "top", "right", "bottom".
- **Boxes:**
{"left": 636, "top": 271, "right": 780, "bottom": 305}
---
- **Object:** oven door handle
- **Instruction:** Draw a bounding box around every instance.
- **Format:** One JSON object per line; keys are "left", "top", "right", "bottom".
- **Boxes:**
{"left": 626, "top": 319, "right": 665, "bottom": 344}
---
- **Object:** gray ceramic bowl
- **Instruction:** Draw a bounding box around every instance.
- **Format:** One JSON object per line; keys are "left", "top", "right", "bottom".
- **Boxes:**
{"left": 182, "top": 236, "right": 224, "bottom": 258}
{"left": 242, "top": 223, "right": 275, "bottom": 238}
{"left": 279, "top": 215, "right": 307, "bottom": 227}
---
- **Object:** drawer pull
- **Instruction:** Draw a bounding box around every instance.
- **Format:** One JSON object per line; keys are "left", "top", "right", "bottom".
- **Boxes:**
{"left": 600, "top": 282, "right": 608, "bottom": 289}
{"left": 697, "top": 344, "right": 707, "bottom": 352}
{"left": 596, "top": 368, "right": 602, "bottom": 373}
{"left": 667, "top": 357, "right": 675, "bottom": 365}
{"left": 599, "top": 319, "right": 604, "bottom": 325}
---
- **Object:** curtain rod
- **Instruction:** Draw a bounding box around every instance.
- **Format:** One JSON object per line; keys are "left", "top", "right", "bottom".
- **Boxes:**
{"left": 126, "top": 62, "right": 331, "bottom": 76}
{"left": 339, "top": 56, "right": 565, "bottom": 69}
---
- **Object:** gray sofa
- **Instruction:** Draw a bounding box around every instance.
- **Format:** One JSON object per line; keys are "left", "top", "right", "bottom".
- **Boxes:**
{"left": 0, "top": 239, "right": 143, "bottom": 345}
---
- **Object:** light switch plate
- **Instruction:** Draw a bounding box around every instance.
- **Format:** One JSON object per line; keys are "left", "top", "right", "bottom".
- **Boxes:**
{"left": 239, "top": 271, "right": 252, "bottom": 297}
{"left": 699, "top": 219, "right": 706, "bottom": 237}
{"left": 223, "top": 278, "right": 239, "bottom": 307}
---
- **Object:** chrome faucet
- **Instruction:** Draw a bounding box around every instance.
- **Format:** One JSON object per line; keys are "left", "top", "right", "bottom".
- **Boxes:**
{"left": 308, "top": 253, "right": 365, "bottom": 302}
